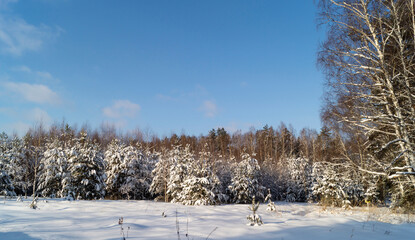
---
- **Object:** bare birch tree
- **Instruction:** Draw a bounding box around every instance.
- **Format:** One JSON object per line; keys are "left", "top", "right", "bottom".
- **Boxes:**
{"left": 319, "top": 0, "right": 415, "bottom": 208}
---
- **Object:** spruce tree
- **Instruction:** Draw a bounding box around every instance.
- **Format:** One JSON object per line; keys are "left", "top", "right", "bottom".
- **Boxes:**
{"left": 120, "top": 144, "right": 152, "bottom": 200}
{"left": 104, "top": 139, "right": 127, "bottom": 199}
{"left": 5, "top": 136, "right": 27, "bottom": 195}
{"left": 66, "top": 132, "right": 106, "bottom": 200}
{"left": 166, "top": 145, "right": 194, "bottom": 203}
{"left": 179, "top": 146, "right": 224, "bottom": 205}
{"left": 37, "top": 139, "right": 67, "bottom": 198}
{"left": 228, "top": 152, "right": 265, "bottom": 203}
{"left": 0, "top": 132, "right": 15, "bottom": 196}
{"left": 150, "top": 149, "right": 171, "bottom": 202}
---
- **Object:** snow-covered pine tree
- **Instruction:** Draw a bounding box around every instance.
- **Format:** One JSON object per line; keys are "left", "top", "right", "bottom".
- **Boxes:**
{"left": 311, "top": 162, "right": 364, "bottom": 208}
{"left": 104, "top": 139, "right": 127, "bottom": 199}
{"left": 214, "top": 154, "right": 235, "bottom": 203}
{"left": 0, "top": 168, "right": 15, "bottom": 197}
{"left": 37, "top": 139, "right": 68, "bottom": 198}
{"left": 66, "top": 132, "right": 106, "bottom": 200}
{"left": 265, "top": 189, "right": 276, "bottom": 212}
{"left": 261, "top": 157, "right": 280, "bottom": 201}
{"left": 105, "top": 139, "right": 154, "bottom": 200}
{"left": 247, "top": 196, "right": 263, "bottom": 226}
{"left": 120, "top": 144, "right": 153, "bottom": 200}
{"left": 0, "top": 132, "right": 15, "bottom": 196}
{"left": 166, "top": 145, "right": 194, "bottom": 203}
{"left": 228, "top": 152, "right": 265, "bottom": 203}
{"left": 3, "top": 136, "right": 27, "bottom": 196}
{"left": 150, "top": 148, "right": 171, "bottom": 202}
{"left": 278, "top": 157, "right": 311, "bottom": 202}
{"left": 179, "top": 145, "right": 224, "bottom": 205}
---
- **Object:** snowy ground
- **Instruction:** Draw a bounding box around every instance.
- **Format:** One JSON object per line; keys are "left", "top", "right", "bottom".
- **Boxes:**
{"left": 1, "top": 198, "right": 414, "bottom": 240}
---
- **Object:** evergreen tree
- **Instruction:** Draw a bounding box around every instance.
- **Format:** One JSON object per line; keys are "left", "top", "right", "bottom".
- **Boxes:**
{"left": 105, "top": 140, "right": 153, "bottom": 200}
{"left": 265, "top": 189, "right": 276, "bottom": 212}
{"left": 104, "top": 139, "right": 127, "bottom": 199}
{"left": 311, "top": 162, "right": 364, "bottom": 208}
{"left": 0, "top": 168, "right": 15, "bottom": 196}
{"left": 4, "top": 136, "right": 27, "bottom": 195}
{"left": 214, "top": 154, "right": 235, "bottom": 203}
{"left": 179, "top": 147, "right": 224, "bottom": 205}
{"left": 37, "top": 139, "right": 68, "bottom": 198}
{"left": 150, "top": 149, "right": 171, "bottom": 202}
{"left": 120, "top": 144, "right": 152, "bottom": 200}
{"left": 166, "top": 145, "right": 194, "bottom": 203}
{"left": 66, "top": 132, "right": 106, "bottom": 200}
{"left": 228, "top": 152, "right": 265, "bottom": 203}
{"left": 247, "top": 196, "right": 263, "bottom": 226}
{"left": 278, "top": 157, "right": 311, "bottom": 202}
{"left": 0, "top": 132, "right": 14, "bottom": 196}
{"left": 0, "top": 134, "right": 15, "bottom": 196}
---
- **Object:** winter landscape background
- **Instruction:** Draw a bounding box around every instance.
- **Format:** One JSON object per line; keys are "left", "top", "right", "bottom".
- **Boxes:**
{"left": 2, "top": 0, "right": 415, "bottom": 239}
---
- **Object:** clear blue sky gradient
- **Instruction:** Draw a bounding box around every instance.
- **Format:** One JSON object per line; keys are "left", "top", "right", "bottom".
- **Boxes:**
{"left": 0, "top": 0, "right": 325, "bottom": 137}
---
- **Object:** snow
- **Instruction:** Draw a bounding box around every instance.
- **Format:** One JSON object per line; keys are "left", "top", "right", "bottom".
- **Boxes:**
{"left": 1, "top": 198, "right": 414, "bottom": 240}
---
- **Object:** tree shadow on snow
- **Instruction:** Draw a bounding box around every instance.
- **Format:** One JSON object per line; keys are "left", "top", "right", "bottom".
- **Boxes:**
{"left": 0, "top": 232, "right": 41, "bottom": 240}
{"left": 221, "top": 220, "right": 412, "bottom": 240}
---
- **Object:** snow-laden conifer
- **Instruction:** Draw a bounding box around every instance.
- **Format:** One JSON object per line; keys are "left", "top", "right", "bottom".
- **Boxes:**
{"left": 0, "top": 170, "right": 15, "bottom": 196}
{"left": 5, "top": 136, "right": 27, "bottom": 195}
{"left": 37, "top": 139, "right": 68, "bottom": 198}
{"left": 311, "top": 162, "right": 364, "bottom": 208}
{"left": 65, "top": 132, "right": 106, "bottom": 200}
{"left": 120, "top": 144, "right": 153, "bottom": 200}
{"left": 166, "top": 145, "right": 194, "bottom": 203}
{"left": 228, "top": 152, "right": 265, "bottom": 203}
{"left": 105, "top": 140, "right": 153, "bottom": 200}
{"left": 278, "top": 157, "right": 311, "bottom": 202}
{"left": 0, "top": 132, "right": 15, "bottom": 196}
{"left": 178, "top": 145, "right": 224, "bottom": 205}
{"left": 265, "top": 189, "right": 276, "bottom": 212}
{"left": 150, "top": 149, "right": 170, "bottom": 202}
{"left": 104, "top": 139, "right": 127, "bottom": 199}
{"left": 247, "top": 196, "right": 263, "bottom": 226}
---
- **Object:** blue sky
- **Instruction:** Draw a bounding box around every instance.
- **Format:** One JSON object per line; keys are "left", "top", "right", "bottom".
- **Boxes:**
{"left": 0, "top": 0, "right": 325, "bottom": 137}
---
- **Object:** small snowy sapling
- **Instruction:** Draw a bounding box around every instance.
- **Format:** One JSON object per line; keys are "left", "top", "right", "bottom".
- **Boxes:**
{"left": 265, "top": 189, "right": 276, "bottom": 212}
{"left": 247, "top": 196, "right": 263, "bottom": 226}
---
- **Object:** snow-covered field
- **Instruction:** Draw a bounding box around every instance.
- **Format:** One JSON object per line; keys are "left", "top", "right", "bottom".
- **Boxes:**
{"left": 1, "top": 198, "right": 414, "bottom": 240}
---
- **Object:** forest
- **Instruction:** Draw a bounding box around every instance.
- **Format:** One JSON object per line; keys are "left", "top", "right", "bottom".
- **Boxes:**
{"left": 0, "top": 119, "right": 407, "bottom": 211}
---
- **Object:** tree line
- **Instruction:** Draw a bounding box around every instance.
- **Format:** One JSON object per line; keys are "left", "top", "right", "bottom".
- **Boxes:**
{"left": 0, "top": 120, "right": 393, "bottom": 209}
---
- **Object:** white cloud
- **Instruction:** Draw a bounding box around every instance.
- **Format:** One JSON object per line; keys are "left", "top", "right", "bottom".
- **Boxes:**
{"left": 102, "top": 120, "right": 127, "bottom": 130}
{"left": 155, "top": 93, "right": 178, "bottom": 102}
{"left": 5, "top": 121, "right": 30, "bottom": 136}
{"left": 156, "top": 85, "right": 210, "bottom": 102}
{"left": 13, "top": 65, "right": 56, "bottom": 82}
{"left": 0, "top": 2, "right": 62, "bottom": 56}
{"left": 0, "top": 107, "right": 52, "bottom": 136}
{"left": 13, "top": 65, "right": 31, "bottom": 73}
{"left": 0, "top": 0, "right": 18, "bottom": 10}
{"left": 103, "top": 100, "right": 141, "bottom": 119}
{"left": 36, "top": 71, "right": 53, "bottom": 80}
{"left": 3, "top": 81, "right": 61, "bottom": 104}
{"left": 224, "top": 122, "right": 239, "bottom": 133}
{"left": 28, "top": 107, "right": 52, "bottom": 124}
{"left": 200, "top": 100, "right": 218, "bottom": 118}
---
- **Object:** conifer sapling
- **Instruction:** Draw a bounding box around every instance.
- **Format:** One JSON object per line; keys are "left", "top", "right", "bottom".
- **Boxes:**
{"left": 247, "top": 196, "right": 263, "bottom": 226}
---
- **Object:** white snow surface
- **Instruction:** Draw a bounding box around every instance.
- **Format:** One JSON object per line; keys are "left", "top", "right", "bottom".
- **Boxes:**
{"left": 1, "top": 198, "right": 414, "bottom": 240}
